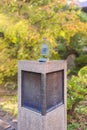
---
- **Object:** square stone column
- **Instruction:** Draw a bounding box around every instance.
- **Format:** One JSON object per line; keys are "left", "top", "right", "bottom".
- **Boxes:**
{"left": 18, "top": 60, "right": 67, "bottom": 130}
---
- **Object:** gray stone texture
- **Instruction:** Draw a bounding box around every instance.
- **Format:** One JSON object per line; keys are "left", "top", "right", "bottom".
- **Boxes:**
{"left": 0, "top": 119, "right": 15, "bottom": 130}
{"left": 67, "top": 54, "right": 76, "bottom": 69}
{"left": 18, "top": 60, "right": 67, "bottom": 130}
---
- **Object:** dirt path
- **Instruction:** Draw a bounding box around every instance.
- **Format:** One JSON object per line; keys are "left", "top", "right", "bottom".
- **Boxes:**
{"left": 0, "top": 88, "right": 18, "bottom": 130}
{"left": 0, "top": 107, "right": 17, "bottom": 130}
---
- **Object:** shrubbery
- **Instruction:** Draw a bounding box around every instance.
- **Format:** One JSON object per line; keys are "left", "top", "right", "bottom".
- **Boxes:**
{"left": 68, "top": 66, "right": 87, "bottom": 119}
{"left": 75, "top": 54, "right": 87, "bottom": 68}
{"left": 0, "top": 0, "right": 87, "bottom": 88}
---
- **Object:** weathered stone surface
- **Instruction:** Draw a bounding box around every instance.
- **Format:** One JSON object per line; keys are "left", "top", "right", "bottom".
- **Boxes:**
{"left": 6, "top": 126, "right": 15, "bottom": 130}
{"left": 0, "top": 119, "right": 15, "bottom": 130}
{"left": 83, "top": 47, "right": 87, "bottom": 52}
{"left": 67, "top": 54, "right": 76, "bottom": 69}
{"left": 18, "top": 60, "right": 67, "bottom": 130}
{"left": 0, "top": 111, "right": 6, "bottom": 117}
{"left": 18, "top": 60, "right": 66, "bottom": 73}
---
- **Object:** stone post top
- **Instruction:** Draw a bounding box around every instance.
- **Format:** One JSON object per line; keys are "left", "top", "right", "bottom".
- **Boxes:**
{"left": 18, "top": 60, "right": 67, "bottom": 73}
{"left": 18, "top": 60, "right": 66, "bottom": 64}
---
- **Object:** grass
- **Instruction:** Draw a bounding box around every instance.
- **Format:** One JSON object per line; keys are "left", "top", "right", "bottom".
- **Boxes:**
{"left": 0, "top": 95, "right": 18, "bottom": 117}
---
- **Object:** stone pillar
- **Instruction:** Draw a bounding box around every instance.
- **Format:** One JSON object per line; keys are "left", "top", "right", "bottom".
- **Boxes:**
{"left": 18, "top": 60, "right": 67, "bottom": 130}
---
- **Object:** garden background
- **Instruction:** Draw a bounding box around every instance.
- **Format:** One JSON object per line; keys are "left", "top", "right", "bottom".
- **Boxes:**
{"left": 0, "top": 0, "right": 87, "bottom": 129}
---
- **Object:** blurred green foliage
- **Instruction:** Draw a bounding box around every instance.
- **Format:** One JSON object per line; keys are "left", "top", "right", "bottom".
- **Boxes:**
{"left": 0, "top": 95, "right": 17, "bottom": 116}
{"left": 67, "top": 66, "right": 87, "bottom": 116}
{"left": 0, "top": 0, "right": 87, "bottom": 88}
{"left": 78, "top": 11, "right": 87, "bottom": 23}
{"left": 75, "top": 54, "right": 87, "bottom": 68}
{"left": 67, "top": 123, "right": 80, "bottom": 130}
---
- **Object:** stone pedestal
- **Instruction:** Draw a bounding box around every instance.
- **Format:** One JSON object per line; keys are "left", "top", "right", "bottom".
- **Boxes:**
{"left": 18, "top": 60, "right": 67, "bottom": 130}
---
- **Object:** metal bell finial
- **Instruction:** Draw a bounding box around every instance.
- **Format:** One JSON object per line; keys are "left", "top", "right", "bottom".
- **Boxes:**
{"left": 38, "top": 38, "right": 49, "bottom": 62}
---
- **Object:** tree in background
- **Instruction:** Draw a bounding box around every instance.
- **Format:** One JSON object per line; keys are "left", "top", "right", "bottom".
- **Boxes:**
{"left": 0, "top": 0, "right": 87, "bottom": 88}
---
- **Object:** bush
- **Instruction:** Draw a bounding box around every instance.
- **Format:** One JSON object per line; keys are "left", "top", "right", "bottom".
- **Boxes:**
{"left": 67, "top": 66, "right": 87, "bottom": 117}
{"left": 78, "top": 12, "right": 87, "bottom": 23}
{"left": 75, "top": 54, "right": 87, "bottom": 68}
{"left": 67, "top": 123, "right": 80, "bottom": 130}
